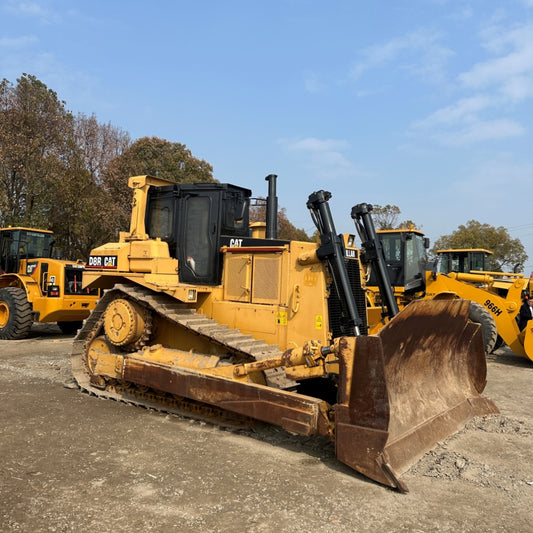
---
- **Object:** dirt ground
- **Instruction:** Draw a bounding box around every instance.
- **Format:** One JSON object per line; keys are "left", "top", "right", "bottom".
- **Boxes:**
{"left": 1, "top": 324, "right": 532, "bottom": 533}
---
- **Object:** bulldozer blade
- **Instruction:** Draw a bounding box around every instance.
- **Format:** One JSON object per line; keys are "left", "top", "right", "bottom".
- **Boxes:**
{"left": 334, "top": 299, "right": 499, "bottom": 492}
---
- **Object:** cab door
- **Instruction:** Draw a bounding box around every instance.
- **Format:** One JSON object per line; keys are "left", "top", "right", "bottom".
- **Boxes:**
{"left": 178, "top": 191, "right": 221, "bottom": 285}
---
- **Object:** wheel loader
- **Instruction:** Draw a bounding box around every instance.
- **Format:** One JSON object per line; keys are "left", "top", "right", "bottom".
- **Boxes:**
{"left": 436, "top": 247, "right": 532, "bottom": 303}
{"left": 0, "top": 227, "right": 100, "bottom": 339}
{"left": 358, "top": 210, "right": 533, "bottom": 362}
{"left": 72, "top": 174, "right": 498, "bottom": 492}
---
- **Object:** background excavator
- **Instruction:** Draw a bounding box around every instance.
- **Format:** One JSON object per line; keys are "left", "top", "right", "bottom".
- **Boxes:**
{"left": 361, "top": 217, "right": 533, "bottom": 362}
{"left": 72, "top": 174, "right": 497, "bottom": 492}
{"left": 0, "top": 227, "right": 99, "bottom": 339}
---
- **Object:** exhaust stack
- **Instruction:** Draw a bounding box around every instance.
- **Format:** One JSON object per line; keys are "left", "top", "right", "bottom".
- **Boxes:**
{"left": 265, "top": 174, "right": 278, "bottom": 239}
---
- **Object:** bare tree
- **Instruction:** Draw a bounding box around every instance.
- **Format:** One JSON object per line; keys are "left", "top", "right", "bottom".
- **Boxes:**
{"left": 74, "top": 113, "right": 130, "bottom": 184}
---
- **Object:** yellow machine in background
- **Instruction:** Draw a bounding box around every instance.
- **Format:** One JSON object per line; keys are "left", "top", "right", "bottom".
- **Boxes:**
{"left": 362, "top": 223, "right": 533, "bottom": 361}
{"left": 0, "top": 227, "right": 99, "bottom": 339}
{"left": 72, "top": 175, "right": 497, "bottom": 491}
{"left": 436, "top": 247, "right": 532, "bottom": 302}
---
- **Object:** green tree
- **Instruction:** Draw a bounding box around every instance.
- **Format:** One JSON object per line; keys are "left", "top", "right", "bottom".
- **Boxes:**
{"left": 102, "top": 136, "right": 215, "bottom": 235}
{"left": 47, "top": 113, "right": 133, "bottom": 258}
{"left": 0, "top": 74, "right": 74, "bottom": 227}
{"left": 46, "top": 160, "right": 116, "bottom": 260}
{"left": 0, "top": 76, "right": 218, "bottom": 257}
{"left": 432, "top": 220, "right": 528, "bottom": 272}
{"left": 104, "top": 135, "right": 213, "bottom": 184}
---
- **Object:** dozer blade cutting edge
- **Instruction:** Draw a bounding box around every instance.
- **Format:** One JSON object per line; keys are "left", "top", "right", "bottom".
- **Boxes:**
{"left": 73, "top": 298, "right": 498, "bottom": 492}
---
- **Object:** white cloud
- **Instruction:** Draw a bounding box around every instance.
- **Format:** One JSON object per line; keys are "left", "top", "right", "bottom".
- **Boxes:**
{"left": 459, "top": 23, "right": 533, "bottom": 101}
{"left": 414, "top": 95, "right": 492, "bottom": 128}
{"left": 412, "top": 93, "right": 524, "bottom": 144}
{"left": 0, "top": 35, "right": 38, "bottom": 49}
{"left": 438, "top": 119, "right": 524, "bottom": 145}
{"left": 302, "top": 70, "right": 326, "bottom": 94}
{"left": 502, "top": 75, "right": 533, "bottom": 101}
{"left": 280, "top": 137, "right": 358, "bottom": 180}
{"left": 3, "top": 0, "right": 59, "bottom": 23}
{"left": 412, "top": 20, "right": 533, "bottom": 146}
{"left": 350, "top": 29, "right": 454, "bottom": 85}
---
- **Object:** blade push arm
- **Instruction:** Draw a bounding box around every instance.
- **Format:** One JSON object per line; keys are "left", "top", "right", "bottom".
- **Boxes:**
{"left": 351, "top": 203, "right": 399, "bottom": 319}
{"left": 307, "top": 190, "right": 363, "bottom": 336}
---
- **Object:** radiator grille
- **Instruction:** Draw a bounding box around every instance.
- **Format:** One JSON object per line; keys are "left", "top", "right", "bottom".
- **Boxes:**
{"left": 252, "top": 256, "right": 280, "bottom": 303}
{"left": 224, "top": 255, "right": 251, "bottom": 302}
{"left": 327, "top": 252, "right": 368, "bottom": 337}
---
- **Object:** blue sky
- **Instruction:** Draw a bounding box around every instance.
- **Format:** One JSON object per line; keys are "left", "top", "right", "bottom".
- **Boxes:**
{"left": 1, "top": 0, "right": 533, "bottom": 273}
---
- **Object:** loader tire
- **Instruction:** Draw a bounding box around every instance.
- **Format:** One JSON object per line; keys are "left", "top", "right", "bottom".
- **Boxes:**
{"left": 468, "top": 301, "right": 497, "bottom": 354}
{"left": 493, "top": 335, "right": 505, "bottom": 351}
{"left": 57, "top": 320, "right": 83, "bottom": 335}
{"left": 0, "top": 287, "right": 33, "bottom": 340}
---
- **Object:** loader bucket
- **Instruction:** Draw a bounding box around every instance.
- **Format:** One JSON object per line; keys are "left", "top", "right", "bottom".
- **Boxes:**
{"left": 334, "top": 299, "right": 498, "bottom": 492}
{"left": 521, "top": 320, "right": 533, "bottom": 362}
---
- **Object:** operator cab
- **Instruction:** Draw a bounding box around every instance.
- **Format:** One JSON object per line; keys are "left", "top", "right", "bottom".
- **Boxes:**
{"left": 436, "top": 249, "right": 492, "bottom": 274}
{"left": 0, "top": 227, "right": 54, "bottom": 274}
{"left": 145, "top": 182, "right": 252, "bottom": 285}
{"left": 375, "top": 228, "right": 429, "bottom": 293}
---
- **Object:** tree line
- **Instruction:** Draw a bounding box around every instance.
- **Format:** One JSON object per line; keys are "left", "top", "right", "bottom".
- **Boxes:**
{"left": 371, "top": 204, "right": 527, "bottom": 272}
{"left": 0, "top": 74, "right": 216, "bottom": 259}
{"left": 0, "top": 74, "right": 312, "bottom": 259}
{"left": 1, "top": 74, "right": 526, "bottom": 271}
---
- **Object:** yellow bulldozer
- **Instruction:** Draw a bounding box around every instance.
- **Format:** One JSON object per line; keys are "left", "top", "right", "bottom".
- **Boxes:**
{"left": 0, "top": 227, "right": 100, "bottom": 339}
{"left": 357, "top": 213, "right": 533, "bottom": 362}
{"left": 72, "top": 175, "right": 498, "bottom": 491}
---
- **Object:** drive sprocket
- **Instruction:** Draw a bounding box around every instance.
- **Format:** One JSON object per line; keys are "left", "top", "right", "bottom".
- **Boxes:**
{"left": 103, "top": 297, "right": 152, "bottom": 351}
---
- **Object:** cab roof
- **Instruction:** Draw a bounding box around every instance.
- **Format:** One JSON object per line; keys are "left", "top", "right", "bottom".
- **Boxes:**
{"left": 0, "top": 227, "right": 53, "bottom": 234}
{"left": 377, "top": 228, "right": 425, "bottom": 236}
{"left": 437, "top": 248, "right": 493, "bottom": 255}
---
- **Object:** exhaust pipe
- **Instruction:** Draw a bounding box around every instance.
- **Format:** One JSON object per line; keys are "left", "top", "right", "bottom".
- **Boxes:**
{"left": 265, "top": 174, "right": 278, "bottom": 239}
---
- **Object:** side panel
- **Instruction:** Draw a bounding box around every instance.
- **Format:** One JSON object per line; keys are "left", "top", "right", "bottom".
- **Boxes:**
{"left": 213, "top": 243, "right": 331, "bottom": 351}
{"left": 287, "top": 242, "right": 331, "bottom": 348}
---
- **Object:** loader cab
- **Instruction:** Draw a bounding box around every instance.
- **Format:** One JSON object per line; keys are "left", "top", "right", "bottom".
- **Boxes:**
{"left": 436, "top": 249, "right": 492, "bottom": 275}
{"left": 0, "top": 227, "right": 54, "bottom": 274}
{"left": 375, "top": 229, "right": 429, "bottom": 293}
{"left": 146, "top": 182, "right": 251, "bottom": 285}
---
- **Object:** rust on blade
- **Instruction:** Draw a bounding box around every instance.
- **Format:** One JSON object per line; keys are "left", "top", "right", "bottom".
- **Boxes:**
{"left": 335, "top": 335, "right": 396, "bottom": 488}
{"left": 334, "top": 299, "right": 499, "bottom": 491}
{"left": 75, "top": 287, "right": 498, "bottom": 492}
